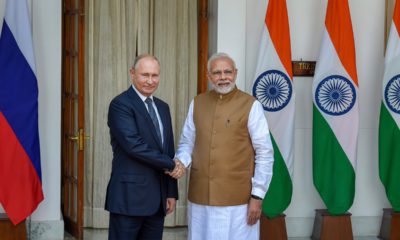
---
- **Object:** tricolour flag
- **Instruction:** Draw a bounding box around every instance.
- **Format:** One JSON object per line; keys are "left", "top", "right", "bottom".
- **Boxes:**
{"left": 379, "top": 0, "right": 400, "bottom": 212}
{"left": 312, "top": 0, "right": 358, "bottom": 215}
{"left": 0, "top": 0, "right": 44, "bottom": 224}
{"left": 252, "top": 0, "right": 294, "bottom": 218}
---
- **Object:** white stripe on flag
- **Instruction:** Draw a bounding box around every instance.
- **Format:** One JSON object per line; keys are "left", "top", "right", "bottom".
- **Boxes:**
{"left": 5, "top": 0, "right": 36, "bottom": 72}
{"left": 313, "top": 30, "right": 359, "bottom": 168}
{"left": 383, "top": 23, "right": 400, "bottom": 127}
{"left": 253, "top": 24, "right": 294, "bottom": 176}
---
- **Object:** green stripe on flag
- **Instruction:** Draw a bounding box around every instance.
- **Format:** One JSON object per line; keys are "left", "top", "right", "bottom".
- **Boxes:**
{"left": 313, "top": 106, "right": 355, "bottom": 215}
{"left": 262, "top": 135, "right": 293, "bottom": 218}
{"left": 379, "top": 103, "right": 400, "bottom": 211}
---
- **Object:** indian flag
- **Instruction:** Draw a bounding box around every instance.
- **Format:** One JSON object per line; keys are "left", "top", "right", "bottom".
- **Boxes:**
{"left": 379, "top": 0, "right": 400, "bottom": 212}
{"left": 252, "top": 0, "right": 294, "bottom": 218}
{"left": 312, "top": 0, "right": 359, "bottom": 215}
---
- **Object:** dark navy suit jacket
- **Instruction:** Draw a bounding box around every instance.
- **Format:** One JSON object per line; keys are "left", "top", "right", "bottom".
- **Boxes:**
{"left": 105, "top": 87, "right": 178, "bottom": 216}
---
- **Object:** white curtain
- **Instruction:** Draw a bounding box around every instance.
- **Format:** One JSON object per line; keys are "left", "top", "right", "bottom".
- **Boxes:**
{"left": 84, "top": 0, "right": 197, "bottom": 228}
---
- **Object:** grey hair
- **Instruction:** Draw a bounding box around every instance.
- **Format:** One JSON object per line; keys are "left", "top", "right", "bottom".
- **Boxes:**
{"left": 207, "top": 52, "right": 237, "bottom": 71}
{"left": 132, "top": 54, "right": 160, "bottom": 69}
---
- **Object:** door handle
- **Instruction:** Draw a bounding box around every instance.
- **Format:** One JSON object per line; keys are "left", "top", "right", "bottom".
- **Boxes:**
{"left": 69, "top": 135, "right": 79, "bottom": 141}
{"left": 68, "top": 129, "right": 90, "bottom": 151}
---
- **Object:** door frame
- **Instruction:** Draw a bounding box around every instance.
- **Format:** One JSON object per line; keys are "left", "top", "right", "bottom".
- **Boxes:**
{"left": 61, "top": 0, "right": 85, "bottom": 239}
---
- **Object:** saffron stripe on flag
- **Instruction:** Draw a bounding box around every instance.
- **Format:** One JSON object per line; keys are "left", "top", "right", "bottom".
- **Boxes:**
{"left": 325, "top": 0, "right": 358, "bottom": 85}
{"left": 265, "top": 0, "right": 293, "bottom": 79}
{"left": 394, "top": 0, "right": 400, "bottom": 32}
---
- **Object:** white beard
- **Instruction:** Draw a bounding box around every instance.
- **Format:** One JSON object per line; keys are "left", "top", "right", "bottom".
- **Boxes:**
{"left": 213, "top": 80, "right": 235, "bottom": 94}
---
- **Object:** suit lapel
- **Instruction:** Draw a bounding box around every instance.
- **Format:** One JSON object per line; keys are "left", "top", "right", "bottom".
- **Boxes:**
{"left": 127, "top": 88, "right": 163, "bottom": 150}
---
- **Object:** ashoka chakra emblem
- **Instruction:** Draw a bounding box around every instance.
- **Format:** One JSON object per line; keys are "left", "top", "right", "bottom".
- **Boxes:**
{"left": 384, "top": 74, "right": 400, "bottom": 114}
{"left": 252, "top": 70, "right": 292, "bottom": 112}
{"left": 315, "top": 75, "right": 356, "bottom": 116}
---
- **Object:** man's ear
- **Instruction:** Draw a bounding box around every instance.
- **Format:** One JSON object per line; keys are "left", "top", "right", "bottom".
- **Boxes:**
{"left": 206, "top": 71, "right": 212, "bottom": 81}
{"left": 129, "top": 68, "right": 137, "bottom": 81}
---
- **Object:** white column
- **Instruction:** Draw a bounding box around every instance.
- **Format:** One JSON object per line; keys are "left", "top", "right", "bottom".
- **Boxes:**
{"left": 215, "top": 0, "right": 247, "bottom": 90}
{"left": 31, "top": 0, "right": 63, "bottom": 238}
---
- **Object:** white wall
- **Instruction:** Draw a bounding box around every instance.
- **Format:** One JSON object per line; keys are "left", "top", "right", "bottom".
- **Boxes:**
{"left": 214, "top": 0, "right": 390, "bottom": 237}
{"left": 215, "top": 0, "right": 247, "bottom": 90}
{"left": 0, "top": 0, "right": 62, "bottom": 225}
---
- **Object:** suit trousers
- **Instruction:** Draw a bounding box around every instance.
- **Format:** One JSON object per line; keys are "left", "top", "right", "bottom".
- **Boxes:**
{"left": 108, "top": 205, "right": 164, "bottom": 240}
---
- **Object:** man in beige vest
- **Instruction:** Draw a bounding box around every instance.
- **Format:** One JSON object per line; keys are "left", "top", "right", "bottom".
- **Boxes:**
{"left": 174, "top": 52, "right": 274, "bottom": 239}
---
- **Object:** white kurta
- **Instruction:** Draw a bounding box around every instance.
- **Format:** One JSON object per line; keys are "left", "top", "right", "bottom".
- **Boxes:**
{"left": 176, "top": 98, "right": 274, "bottom": 239}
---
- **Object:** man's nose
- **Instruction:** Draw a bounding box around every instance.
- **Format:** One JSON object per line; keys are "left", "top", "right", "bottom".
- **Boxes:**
{"left": 220, "top": 72, "right": 228, "bottom": 79}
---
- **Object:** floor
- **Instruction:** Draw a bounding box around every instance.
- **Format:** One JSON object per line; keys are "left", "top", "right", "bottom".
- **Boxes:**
{"left": 64, "top": 228, "right": 381, "bottom": 240}
{"left": 64, "top": 227, "right": 187, "bottom": 240}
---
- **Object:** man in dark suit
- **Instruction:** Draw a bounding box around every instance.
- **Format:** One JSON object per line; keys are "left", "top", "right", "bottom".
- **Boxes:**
{"left": 105, "top": 54, "right": 184, "bottom": 239}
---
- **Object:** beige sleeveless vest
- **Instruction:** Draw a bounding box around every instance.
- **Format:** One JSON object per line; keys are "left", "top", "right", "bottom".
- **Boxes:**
{"left": 188, "top": 87, "right": 256, "bottom": 206}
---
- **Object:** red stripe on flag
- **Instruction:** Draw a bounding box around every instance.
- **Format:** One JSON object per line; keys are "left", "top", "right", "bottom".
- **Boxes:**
{"left": 325, "top": 0, "right": 358, "bottom": 86}
{"left": 394, "top": 0, "right": 400, "bottom": 34}
{"left": 265, "top": 0, "right": 293, "bottom": 79}
{"left": 0, "top": 112, "right": 43, "bottom": 225}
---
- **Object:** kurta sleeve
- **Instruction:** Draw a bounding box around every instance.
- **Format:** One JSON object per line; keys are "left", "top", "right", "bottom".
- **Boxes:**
{"left": 248, "top": 100, "right": 274, "bottom": 198}
{"left": 175, "top": 100, "right": 196, "bottom": 167}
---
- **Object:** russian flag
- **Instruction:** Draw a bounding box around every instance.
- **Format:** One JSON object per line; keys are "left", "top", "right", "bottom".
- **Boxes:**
{"left": 0, "top": 0, "right": 44, "bottom": 225}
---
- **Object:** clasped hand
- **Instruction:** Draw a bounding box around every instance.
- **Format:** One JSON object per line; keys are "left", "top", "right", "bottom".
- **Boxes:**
{"left": 165, "top": 159, "right": 185, "bottom": 179}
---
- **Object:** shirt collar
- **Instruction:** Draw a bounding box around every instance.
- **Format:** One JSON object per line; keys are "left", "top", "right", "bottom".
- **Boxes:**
{"left": 131, "top": 84, "right": 154, "bottom": 103}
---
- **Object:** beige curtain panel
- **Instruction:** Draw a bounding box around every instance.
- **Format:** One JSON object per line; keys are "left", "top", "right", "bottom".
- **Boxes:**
{"left": 84, "top": 0, "right": 197, "bottom": 228}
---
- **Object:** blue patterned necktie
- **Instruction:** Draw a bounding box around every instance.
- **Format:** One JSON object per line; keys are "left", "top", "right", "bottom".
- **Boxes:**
{"left": 145, "top": 97, "right": 162, "bottom": 142}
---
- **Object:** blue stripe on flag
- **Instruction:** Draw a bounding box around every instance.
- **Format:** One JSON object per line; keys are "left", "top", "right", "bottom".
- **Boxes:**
{"left": 0, "top": 21, "right": 42, "bottom": 180}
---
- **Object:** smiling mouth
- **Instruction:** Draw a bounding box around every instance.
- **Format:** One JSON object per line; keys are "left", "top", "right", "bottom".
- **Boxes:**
{"left": 218, "top": 82, "right": 231, "bottom": 87}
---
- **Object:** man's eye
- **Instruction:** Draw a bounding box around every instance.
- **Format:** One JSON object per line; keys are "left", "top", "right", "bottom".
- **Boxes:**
{"left": 212, "top": 71, "right": 222, "bottom": 76}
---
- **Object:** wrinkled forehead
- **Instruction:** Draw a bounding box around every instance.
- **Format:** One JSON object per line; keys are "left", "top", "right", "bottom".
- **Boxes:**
{"left": 209, "top": 57, "right": 235, "bottom": 71}
{"left": 136, "top": 58, "right": 160, "bottom": 71}
{"left": 134, "top": 56, "right": 160, "bottom": 70}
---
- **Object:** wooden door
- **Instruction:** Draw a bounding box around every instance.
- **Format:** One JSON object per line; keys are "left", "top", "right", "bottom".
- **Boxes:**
{"left": 61, "top": 0, "right": 86, "bottom": 239}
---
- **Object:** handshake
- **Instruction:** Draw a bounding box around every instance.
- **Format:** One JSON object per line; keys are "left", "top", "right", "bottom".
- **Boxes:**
{"left": 165, "top": 158, "right": 186, "bottom": 179}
